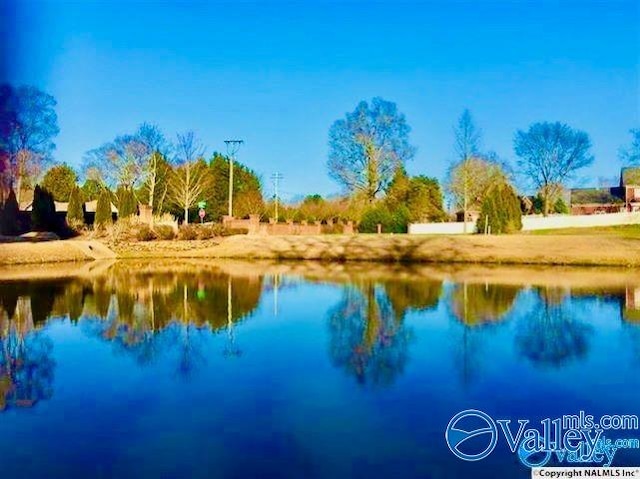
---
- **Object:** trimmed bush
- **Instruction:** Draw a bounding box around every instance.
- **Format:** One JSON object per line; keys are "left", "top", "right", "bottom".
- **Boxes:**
{"left": 554, "top": 197, "right": 569, "bottom": 214}
{"left": 154, "top": 225, "right": 175, "bottom": 240}
{"left": 0, "top": 189, "right": 20, "bottom": 236}
{"left": 222, "top": 227, "right": 248, "bottom": 236}
{"left": 359, "top": 203, "right": 409, "bottom": 233}
{"left": 196, "top": 225, "right": 217, "bottom": 240}
{"left": 135, "top": 224, "right": 156, "bottom": 241}
{"left": 32, "top": 185, "right": 57, "bottom": 232}
{"left": 95, "top": 190, "right": 113, "bottom": 229}
{"left": 116, "top": 186, "right": 137, "bottom": 218}
{"left": 477, "top": 182, "right": 522, "bottom": 234}
{"left": 67, "top": 185, "right": 84, "bottom": 227}
{"left": 177, "top": 224, "right": 199, "bottom": 240}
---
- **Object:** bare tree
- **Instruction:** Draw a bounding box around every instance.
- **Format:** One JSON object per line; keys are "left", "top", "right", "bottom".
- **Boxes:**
{"left": 169, "top": 131, "right": 210, "bottom": 223}
{"left": 327, "top": 98, "right": 415, "bottom": 202}
{"left": 454, "top": 109, "right": 482, "bottom": 162}
{"left": 446, "top": 156, "right": 504, "bottom": 229}
{"left": 83, "top": 135, "right": 147, "bottom": 190}
{"left": 447, "top": 110, "right": 486, "bottom": 232}
{"left": 1, "top": 85, "right": 59, "bottom": 203}
{"left": 619, "top": 129, "right": 640, "bottom": 165}
{"left": 514, "top": 122, "right": 593, "bottom": 216}
{"left": 137, "top": 123, "right": 172, "bottom": 210}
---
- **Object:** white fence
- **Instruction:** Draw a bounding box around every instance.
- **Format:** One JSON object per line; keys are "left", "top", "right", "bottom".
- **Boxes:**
{"left": 408, "top": 212, "right": 640, "bottom": 235}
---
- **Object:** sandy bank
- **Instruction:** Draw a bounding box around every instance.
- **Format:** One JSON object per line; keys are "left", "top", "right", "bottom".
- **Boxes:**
{"left": 1, "top": 234, "right": 639, "bottom": 267}
{"left": 113, "top": 234, "right": 640, "bottom": 267}
{"left": 0, "top": 240, "right": 116, "bottom": 265}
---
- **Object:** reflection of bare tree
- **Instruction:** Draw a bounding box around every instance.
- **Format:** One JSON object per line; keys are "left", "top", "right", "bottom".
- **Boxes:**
{"left": 382, "top": 279, "right": 442, "bottom": 320}
{"left": 516, "top": 299, "right": 592, "bottom": 368}
{"left": 0, "top": 300, "right": 55, "bottom": 411}
{"left": 449, "top": 282, "right": 520, "bottom": 385}
{"left": 75, "top": 269, "right": 263, "bottom": 376}
{"left": 451, "top": 282, "right": 520, "bottom": 326}
{"left": 535, "top": 286, "right": 568, "bottom": 306}
{"left": 328, "top": 283, "right": 413, "bottom": 387}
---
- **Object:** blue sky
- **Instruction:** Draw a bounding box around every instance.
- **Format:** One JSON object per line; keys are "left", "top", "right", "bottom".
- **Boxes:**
{"left": 6, "top": 0, "right": 640, "bottom": 200}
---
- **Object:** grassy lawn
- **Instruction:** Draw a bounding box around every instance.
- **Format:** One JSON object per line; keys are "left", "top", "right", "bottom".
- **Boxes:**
{"left": 527, "top": 224, "right": 640, "bottom": 238}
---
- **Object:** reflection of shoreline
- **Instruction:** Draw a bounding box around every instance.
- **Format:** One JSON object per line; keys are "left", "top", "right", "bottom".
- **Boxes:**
{"left": 4, "top": 259, "right": 640, "bottom": 289}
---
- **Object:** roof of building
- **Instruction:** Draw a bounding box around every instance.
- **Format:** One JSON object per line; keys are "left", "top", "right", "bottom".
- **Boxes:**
{"left": 19, "top": 200, "right": 118, "bottom": 213}
{"left": 84, "top": 200, "right": 118, "bottom": 213}
{"left": 570, "top": 187, "right": 625, "bottom": 205}
{"left": 621, "top": 167, "right": 640, "bottom": 187}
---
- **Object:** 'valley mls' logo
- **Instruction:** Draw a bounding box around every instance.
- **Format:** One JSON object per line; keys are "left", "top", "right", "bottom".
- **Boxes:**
{"left": 445, "top": 409, "right": 607, "bottom": 467}
{"left": 445, "top": 409, "right": 498, "bottom": 461}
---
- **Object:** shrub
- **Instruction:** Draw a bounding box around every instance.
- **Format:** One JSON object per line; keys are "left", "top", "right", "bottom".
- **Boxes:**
{"left": 222, "top": 227, "right": 248, "bottom": 236}
{"left": 554, "top": 197, "right": 569, "bottom": 214}
{"left": 95, "top": 190, "right": 113, "bottom": 229}
{"left": 196, "top": 225, "right": 217, "bottom": 240}
{"left": 135, "top": 224, "right": 156, "bottom": 241}
{"left": 359, "top": 203, "right": 409, "bottom": 233}
{"left": 477, "top": 181, "right": 522, "bottom": 234}
{"left": 0, "top": 189, "right": 19, "bottom": 236}
{"left": 154, "top": 225, "right": 175, "bottom": 240}
{"left": 177, "top": 223, "right": 199, "bottom": 240}
{"left": 31, "top": 185, "right": 57, "bottom": 232}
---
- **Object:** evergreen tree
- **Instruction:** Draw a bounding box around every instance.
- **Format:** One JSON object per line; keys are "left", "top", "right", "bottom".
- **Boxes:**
{"left": 95, "top": 190, "right": 112, "bottom": 228}
{"left": 477, "top": 181, "right": 522, "bottom": 234}
{"left": 31, "top": 185, "right": 57, "bottom": 231}
{"left": 81, "top": 179, "right": 102, "bottom": 201}
{"left": 554, "top": 197, "right": 569, "bottom": 214}
{"left": 116, "top": 186, "right": 137, "bottom": 218}
{"left": 0, "top": 189, "right": 20, "bottom": 236}
{"left": 41, "top": 163, "right": 78, "bottom": 201}
{"left": 67, "top": 185, "right": 84, "bottom": 225}
{"left": 205, "top": 153, "right": 263, "bottom": 221}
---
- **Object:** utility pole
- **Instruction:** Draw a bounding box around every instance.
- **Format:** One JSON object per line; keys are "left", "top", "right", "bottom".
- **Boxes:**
{"left": 224, "top": 140, "right": 244, "bottom": 218}
{"left": 271, "top": 172, "right": 283, "bottom": 222}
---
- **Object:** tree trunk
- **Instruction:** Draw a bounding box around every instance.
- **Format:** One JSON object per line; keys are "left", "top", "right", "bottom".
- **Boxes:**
{"left": 15, "top": 175, "right": 22, "bottom": 205}
{"left": 543, "top": 191, "right": 550, "bottom": 217}
{"left": 462, "top": 177, "right": 468, "bottom": 234}
{"left": 184, "top": 206, "right": 189, "bottom": 224}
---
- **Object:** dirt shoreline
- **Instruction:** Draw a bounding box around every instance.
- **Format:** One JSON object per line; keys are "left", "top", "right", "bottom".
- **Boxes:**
{"left": 1, "top": 234, "right": 640, "bottom": 267}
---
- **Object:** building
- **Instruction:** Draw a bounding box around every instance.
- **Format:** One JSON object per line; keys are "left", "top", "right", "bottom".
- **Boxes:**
{"left": 570, "top": 167, "right": 640, "bottom": 215}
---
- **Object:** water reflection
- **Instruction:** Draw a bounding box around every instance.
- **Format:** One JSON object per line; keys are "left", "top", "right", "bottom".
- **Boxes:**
{"left": 0, "top": 262, "right": 640, "bottom": 409}
{"left": 0, "top": 285, "right": 57, "bottom": 410}
{"left": 450, "top": 282, "right": 520, "bottom": 326}
{"left": 516, "top": 296, "right": 593, "bottom": 368}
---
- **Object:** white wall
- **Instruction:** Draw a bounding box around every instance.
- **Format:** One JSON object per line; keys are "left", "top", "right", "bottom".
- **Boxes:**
{"left": 521, "top": 212, "right": 640, "bottom": 231}
{"left": 408, "top": 222, "right": 471, "bottom": 235}
{"left": 408, "top": 212, "right": 640, "bottom": 235}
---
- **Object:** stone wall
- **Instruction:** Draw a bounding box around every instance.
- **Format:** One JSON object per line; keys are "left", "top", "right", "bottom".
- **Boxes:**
{"left": 222, "top": 216, "right": 354, "bottom": 235}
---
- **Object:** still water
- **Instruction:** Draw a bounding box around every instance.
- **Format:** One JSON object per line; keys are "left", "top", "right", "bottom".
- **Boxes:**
{"left": 1, "top": 261, "right": 640, "bottom": 478}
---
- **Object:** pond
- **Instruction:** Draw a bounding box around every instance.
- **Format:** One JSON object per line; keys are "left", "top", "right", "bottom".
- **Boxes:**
{"left": 1, "top": 261, "right": 639, "bottom": 478}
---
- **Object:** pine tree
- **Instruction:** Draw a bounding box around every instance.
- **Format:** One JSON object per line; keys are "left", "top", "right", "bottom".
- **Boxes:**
{"left": 32, "top": 185, "right": 57, "bottom": 231}
{"left": 67, "top": 185, "right": 84, "bottom": 225}
{"left": 0, "top": 189, "right": 20, "bottom": 236}
{"left": 116, "top": 186, "right": 137, "bottom": 218}
{"left": 477, "top": 181, "right": 522, "bottom": 234}
{"left": 95, "top": 190, "right": 112, "bottom": 228}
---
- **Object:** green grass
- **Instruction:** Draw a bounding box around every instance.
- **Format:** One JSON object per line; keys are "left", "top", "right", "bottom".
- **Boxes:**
{"left": 528, "top": 224, "right": 640, "bottom": 238}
